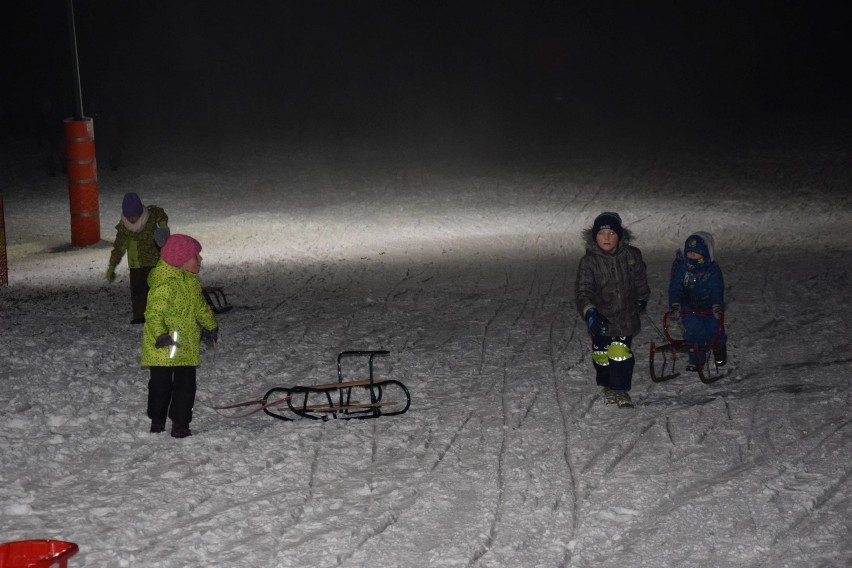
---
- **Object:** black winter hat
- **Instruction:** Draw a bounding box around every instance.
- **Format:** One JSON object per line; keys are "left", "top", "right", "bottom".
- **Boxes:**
{"left": 592, "top": 212, "right": 623, "bottom": 239}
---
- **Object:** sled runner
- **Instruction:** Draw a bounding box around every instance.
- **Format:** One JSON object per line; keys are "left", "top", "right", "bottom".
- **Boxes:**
{"left": 203, "top": 286, "right": 232, "bottom": 314}
{"left": 649, "top": 310, "right": 726, "bottom": 384}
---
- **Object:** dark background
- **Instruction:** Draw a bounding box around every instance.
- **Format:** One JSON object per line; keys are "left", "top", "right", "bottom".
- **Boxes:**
{"left": 4, "top": 1, "right": 851, "bottom": 170}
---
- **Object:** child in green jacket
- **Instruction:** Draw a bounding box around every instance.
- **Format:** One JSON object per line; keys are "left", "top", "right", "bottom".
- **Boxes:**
{"left": 141, "top": 234, "right": 217, "bottom": 438}
{"left": 106, "top": 192, "right": 169, "bottom": 324}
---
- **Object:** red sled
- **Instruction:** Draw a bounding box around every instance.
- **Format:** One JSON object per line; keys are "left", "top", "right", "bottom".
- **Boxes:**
{"left": 0, "top": 539, "right": 79, "bottom": 568}
{"left": 649, "top": 309, "right": 726, "bottom": 384}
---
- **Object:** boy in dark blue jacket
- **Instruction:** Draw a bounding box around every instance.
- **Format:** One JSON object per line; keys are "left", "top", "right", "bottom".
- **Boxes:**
{"left": 668, "top": 232, "right": 727, "bottom": 370}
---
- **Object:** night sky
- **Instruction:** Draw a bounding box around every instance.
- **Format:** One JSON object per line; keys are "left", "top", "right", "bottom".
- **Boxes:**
{"left": 4, "top": 1, "right": 851, "bottom": 165}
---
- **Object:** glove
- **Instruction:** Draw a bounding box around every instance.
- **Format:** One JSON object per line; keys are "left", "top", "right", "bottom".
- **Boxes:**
{"left": 106, "top": 266, "right": 115, "bottom": 283}
{"left": 669, "top": 303, "right": 681, "bottom": 322}
{"left": 155, "top": 334, "right": 177, "bottom": 349}
{"left": 201, "top": 327, "right": 219, "bottom": 349}
{"left": 637, "top": 298, "right": 648, "bottom": 315}
{"left": 585, "top": 307, "right": 609, "bottom": 335}
{"left": 154, "top": 226, "right": 171, "bottom": 248}
{"left": 712, "top": 304, "right": 723, "bottom": 319}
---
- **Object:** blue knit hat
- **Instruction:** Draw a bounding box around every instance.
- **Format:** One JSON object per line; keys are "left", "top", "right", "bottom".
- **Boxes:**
{"left": 592, "top": 212, "right": 623, "bottom": 239}
{"left": 122, "top": 192, "right": 144, "bottom": 218}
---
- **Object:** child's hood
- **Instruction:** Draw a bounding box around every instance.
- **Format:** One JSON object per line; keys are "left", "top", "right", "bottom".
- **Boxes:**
{"left": 149, "top": 259, "right": 195, "bottom": 287}
{"left": 684, "top": 231, "right": 716, "bottom": 263}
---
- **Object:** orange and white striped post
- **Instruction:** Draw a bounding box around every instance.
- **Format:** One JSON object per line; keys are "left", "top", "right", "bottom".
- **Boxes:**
{"left": 63, "top": 0, "right": 99, "bottom": 247}
{"left": 64, "top": 117, "right": 100, "bottom": 246}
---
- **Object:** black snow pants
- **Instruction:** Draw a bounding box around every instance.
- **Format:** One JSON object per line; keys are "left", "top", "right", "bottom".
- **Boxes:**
{"left": 147, "top": 366, "right": 197, "bottom": 425}
{"left": 130, "top": 266, "right": 153, "bottom": 321}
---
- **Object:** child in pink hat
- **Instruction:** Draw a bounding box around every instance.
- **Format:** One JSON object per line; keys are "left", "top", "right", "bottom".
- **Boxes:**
{"left": 140, "top": 234, "right": 218, "bottom": 438}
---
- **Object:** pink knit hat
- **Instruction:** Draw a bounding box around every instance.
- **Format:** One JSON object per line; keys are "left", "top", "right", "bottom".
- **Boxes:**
{"left": 160, "top": 234, "right": 202, "bottom": 267}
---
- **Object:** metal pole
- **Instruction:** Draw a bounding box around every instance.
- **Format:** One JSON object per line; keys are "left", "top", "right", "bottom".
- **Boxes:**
{"left": 65, "top": 0, "right": 84, "bottom": 119}
{"left": 0, "top": 192, "right": 8, "bottom": 286}
{"left": 64, "top": 0, "right": 100, "bottom": 246}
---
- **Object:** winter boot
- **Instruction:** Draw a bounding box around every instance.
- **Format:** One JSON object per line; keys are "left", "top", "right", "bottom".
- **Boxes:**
{"left": 615, "top": 391, "right": 634, "bottom": 409}
{"left": 171, "top": 422, "right": 192, "bottom": 438}
{"left": 714, "top": 346, "right": 727, "bottom": 366}
{"left": 603, "top": 387, "right": 617, "bottom": 405}
{"left": 685, "top": 363, "right": 699, "bottom": 372}
{"left": 150, "top": 420, "right": 166, "bottom": 433}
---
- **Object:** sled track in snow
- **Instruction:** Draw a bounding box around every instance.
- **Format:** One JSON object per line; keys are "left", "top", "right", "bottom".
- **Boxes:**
{"left": 581, "top": 418, "right": 658, "bottom": 480}
{"left": 752, "top": 465, "right": 852, "bottom": 568}
{"left": 125, "top": 428, "right": 329, "bottom": 561}
{"left": 467, "top": 283, "right": 513, "bottom": 566}
{"left": 428, "top": 414, "right": 474, "bottom": 474}
{"left": 544, "top": 268, "right": 584, "bottom": 567}
{"left": 614, "top": 415, "right": 852, "bottom": 563}
{"left": 333, "top": 483, "right": 420, "bottom": 566}
{"left": 468, "top": 256, "right": 571, "bottom": 566}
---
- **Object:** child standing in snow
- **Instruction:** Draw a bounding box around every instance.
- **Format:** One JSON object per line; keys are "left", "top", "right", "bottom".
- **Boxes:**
{"left": 668, "top": 232, "right": 727, "bottom": 370}
{"left": 106, "top": 192, "right": 170, "bottom": 324}
{"left": 575, "top": 212, "right": 650, "bottom": 408}
{"left": 141, "top": 234, "right": 218, "bottom": 438}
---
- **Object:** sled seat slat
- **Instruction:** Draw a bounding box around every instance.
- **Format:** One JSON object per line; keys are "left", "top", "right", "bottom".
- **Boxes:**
{"left": 305, "top": 379, "right": 376, "bottom": 390}
{"left": 299, "top": 401, "right": 398, "bottom": 412}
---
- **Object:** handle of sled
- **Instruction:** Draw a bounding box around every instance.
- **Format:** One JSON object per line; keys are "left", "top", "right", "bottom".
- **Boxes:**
{"left": 662, "top": 309, "right": 725, "bottom": 345}
{"left": 337, "top": 350, "right": 389, "bottom": 378}
{"left": 336, "top": 350, "right": 390, "bottom": 409}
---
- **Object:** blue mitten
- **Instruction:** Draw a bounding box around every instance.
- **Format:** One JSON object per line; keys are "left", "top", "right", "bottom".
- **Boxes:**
{"left": 154, "top": 226, "right": 171, "bottom": 248}
{"left": 585, "top": 307, "right": 609, "bottom": 335}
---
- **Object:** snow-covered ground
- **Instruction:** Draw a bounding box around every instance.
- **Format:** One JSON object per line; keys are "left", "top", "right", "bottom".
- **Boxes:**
{"left": 1, "top": 116, "right": 851, "bottom": 567}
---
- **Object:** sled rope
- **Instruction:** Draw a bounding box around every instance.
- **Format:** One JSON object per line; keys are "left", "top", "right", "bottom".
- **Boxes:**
{"left": 198, "top": 395, "right": 291, "bottom": 419}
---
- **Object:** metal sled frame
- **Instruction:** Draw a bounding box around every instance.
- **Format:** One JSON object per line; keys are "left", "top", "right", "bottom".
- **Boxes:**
{"left": 203, "top": 286, "right": 232, "bottom": 314}
{"left": 650, "top": 310, "right": 726, "bottom": 384}
{"left": 262, "top": 350, "right": 411, "bottom": 421}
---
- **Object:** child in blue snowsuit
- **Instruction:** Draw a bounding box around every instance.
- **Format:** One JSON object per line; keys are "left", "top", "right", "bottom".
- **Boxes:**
{"left": 668, "top": 232, "right": 727, "bottom": 369}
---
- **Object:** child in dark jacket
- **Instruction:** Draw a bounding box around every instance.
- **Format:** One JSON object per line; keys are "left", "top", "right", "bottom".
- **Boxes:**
{"left": 668, "top": 231, "right": 727, "bottom": 370}
{"left": 141, "top": 234, "right": 218, "bottom": 438}
{"left": 575, "top": 212, "right": 650, "bottom": 408}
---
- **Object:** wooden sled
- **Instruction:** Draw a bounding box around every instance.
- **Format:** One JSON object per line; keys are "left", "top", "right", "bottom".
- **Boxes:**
{"left": 262, "top": 350, "right": 411, "bottom": 421}
{"left": 650, "top": 310, "right": 727, "bottom": 384}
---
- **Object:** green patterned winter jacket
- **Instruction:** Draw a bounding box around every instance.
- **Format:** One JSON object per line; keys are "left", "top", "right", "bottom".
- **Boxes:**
{"left": 108, "top": 205, "right": 168, "bottom": 270}
{"left": 141, "top": 259, "right": 217, "bottom": 367}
